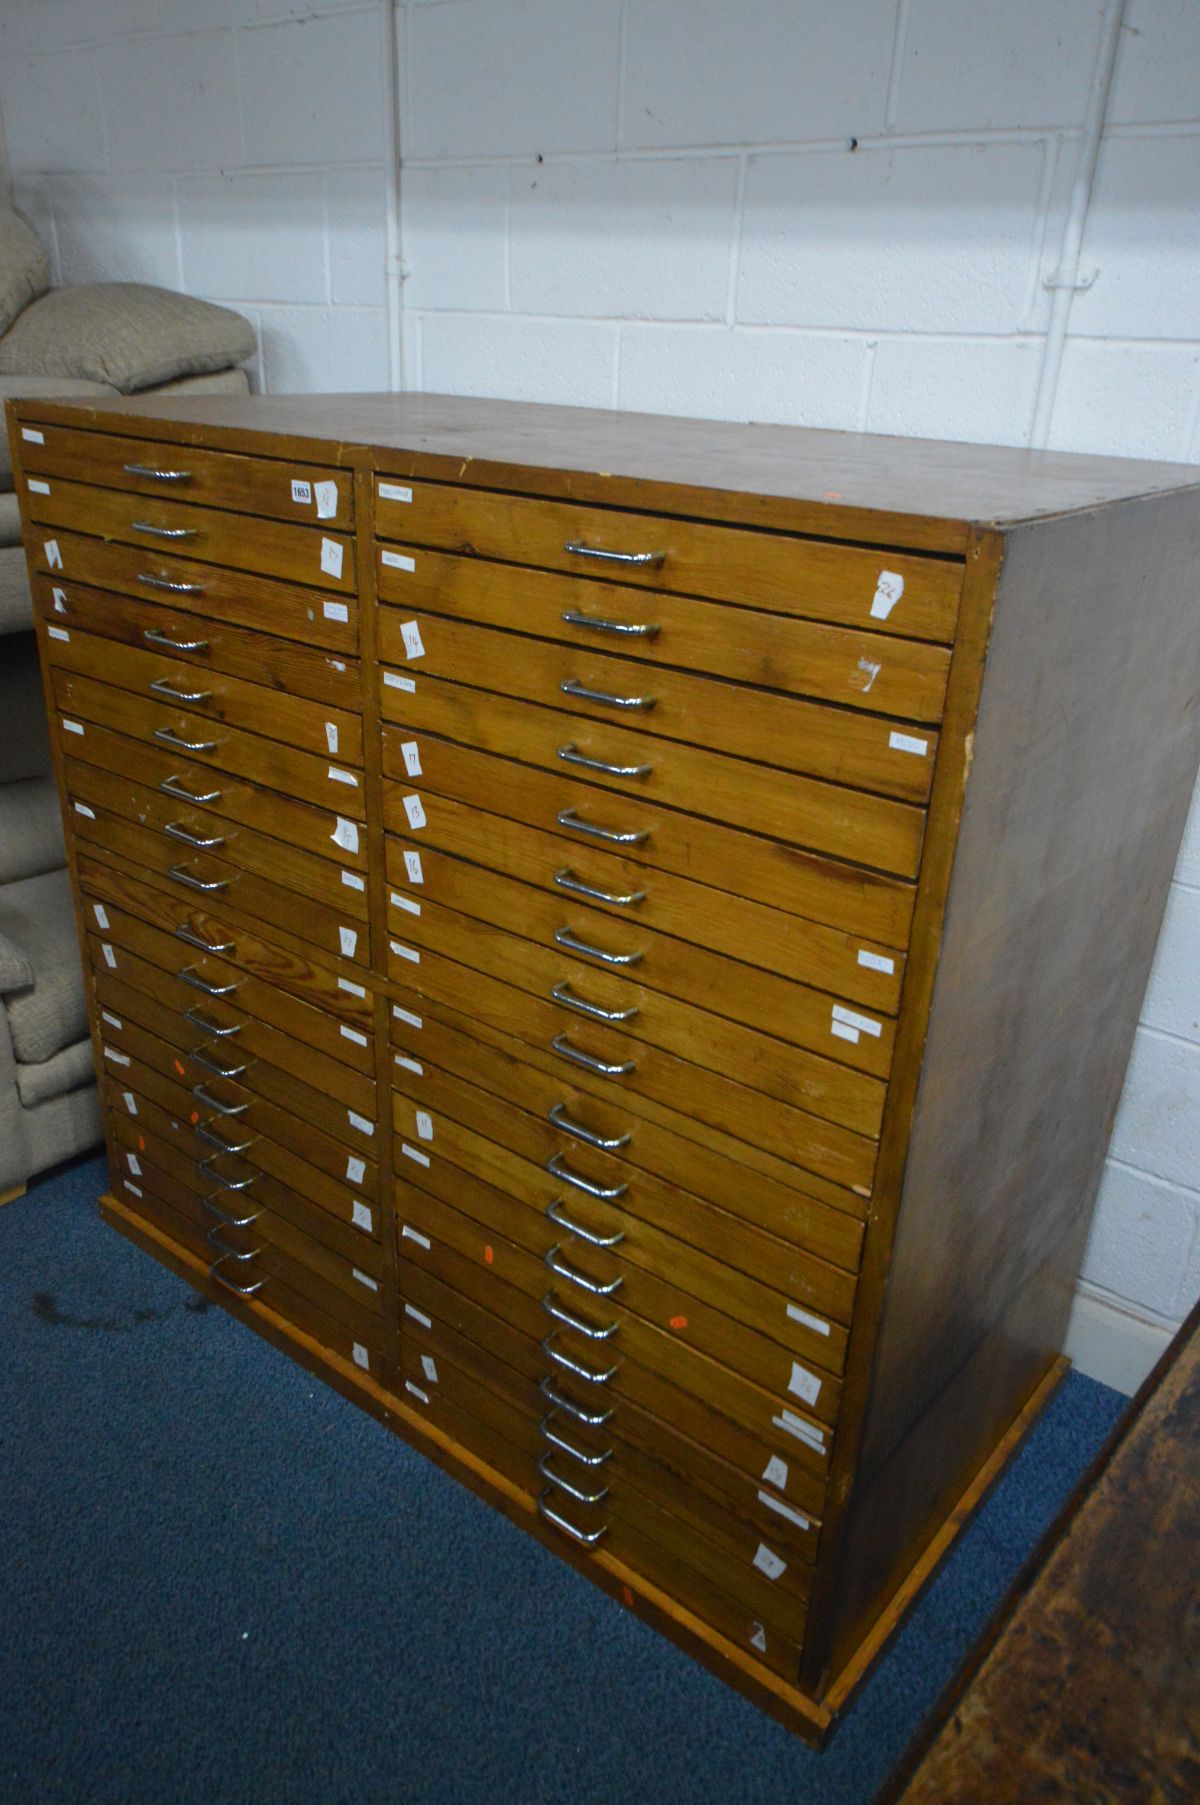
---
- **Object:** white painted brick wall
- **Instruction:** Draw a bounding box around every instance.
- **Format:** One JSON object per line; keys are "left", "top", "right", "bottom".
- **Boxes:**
{"left": 3, "top": 0, "right": 1200, "bottom": 1374}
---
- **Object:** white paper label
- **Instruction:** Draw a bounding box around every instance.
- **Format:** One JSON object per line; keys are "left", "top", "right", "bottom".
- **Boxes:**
{"left": 347, "top": 1110, "right": 375, "bottom": 1137}
{"left": 401, "top": 1143, "right": 430, "bottom": 1167}
{"left": 392, "top": 1005, "right": 422, "bottom": 1029}
{"left": 888, "top": 730, "right": 928, "bottom": 757}
{"left": 381, "top": 550, "right": 415, "bottom": 572}
{"left": 21, "top": 427, "right": 45, "bottom": 444}
{"left": 101, "top": 1011, "right": 122, "bottom": 1030}
{"left": 352, "top": 1200, "right": 374, "bottom": 1233}
{"left": 291, "top": 479, "right": 312, "bottom": 506}
{"left": 403, "top": 850, "right": 424, "bottom": 884}
{"left": 787, "top": 1302, "right": 832, "bottom": 1337}
{"left": 383, "top": 671, "right": 416, "bottom": 692}
{"left": 48, "top": 625, "right": 70, "bottom": 641}
{"left": 749, "top": 1623, "right": 768, "bottom": 1654}
{"left": 757, "top": 1490, "right": 810, "bottom": 1531}
{"left": 332, "top": 816, "right": 360, "bottom": 854}
{"left": 325, "top": 722, "right": 339, "bottom": 754}
{"left": 327, "top": 765, "right": 357, "bottom": 787}
{"left": 123, "top": 1180, "right": 142, "bottom": 1198}
{"left": 44, "top": 540, "right": 62, "bottom": 569}
{"left": 346, "top": 1155, "right": 366, "bottom": 1186}
{"left": 420, "top": 1354, "right": 439, "bottom": 1384}
{"left": 320, "top": 537, "right": 344, "bottom": 580}
{"left": 404, "top": 1303, "right": 432, "bottom": 1328}
{"left": 323, "top": 600, "right": 349, "bottom": 623}
{"left": 74, "top": 801, "right": 95, "bottom": 818}
{"left": 403, "top": 794, "right": 426, "bottom": 831}
{"left": 415, "top": 1110, "right": 433, "bottom": 1142}
{"left": 123, "top": 1091, "right": 138, "bottom": 1115}
{"left": 390, "top": 891, "right": 421, "bottom": 917}
{"left": 52, "top": 587, "right": 66, "bottom": 611}
{"left": 352, "top": 1342, "right": 370, "bottom": 1371}
{"left": 761, "top": 1455, "right": 789, "bottom": 1491}
{"left": 62, "top": 718, "right": 83, "bottom": 736}
{"left": 400, "top": 620, "right": 425, "bottom": 660}
{"left": 869, "top": 570, "right": 905, "bottom": 620}
{"left": 394, "top": 1054, "right": 423, "bottom": 1076}
{"left": 405, "top": 1381, "right": 429, "bottom": 1404}
{"left": 390, "top": 941, "right": 419, "bottom": 965}
{"left": 27, "top": 478, "right": 50, "bottom": 494}
{"left": 832, "top": 1004, "right": 882, "bottom": 1040}
{"left": 126, "top": 1152, "right": 142, "bottom": 1175}
{"left": 787, "top": 1361, "right": 823, "bottom": 1407}
{"left": 402, "top": 1224, "right": 431, "bottom": 1249}
{"left": 341, "top": 870, "right": 365, "bottom": 892}
{"left": 857, "top": 949, "right": 895, "bottom": 975}
{"left": 338, "top": 976, "right": 366, "bottom": 998}
{"left": 352, "top": 1268, "right": 379, "bottom": 1293}
{"left": 340, "top": 1024, "right": 368, "bottom": 1046}
{"left": 379, "top": 482, "right": 412, "bottom": 503}
{"left": 339, "top": 926, "right": 358, "bottom": 958}
{"left": 772, "top": 1410, "right": 826, "bottom": 1453}
{"left": 315, "top": 480, "right": 338, "bottom": 520}
{"left": 101, "top": 942, "right": 117, "bottom": 968}
{"left": 752, "top": 1543, "right": 787, "bottom": 1582}
{"left": 103, "top": 1046, "right": 129, "bottom": 1066}
{"left": 400, "top": 740, "right": 422, "bottom": 777}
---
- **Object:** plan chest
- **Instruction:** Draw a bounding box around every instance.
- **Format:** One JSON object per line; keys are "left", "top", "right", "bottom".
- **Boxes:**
{"left": 10, "top": 391, "right": 1200, "bottom": 1741}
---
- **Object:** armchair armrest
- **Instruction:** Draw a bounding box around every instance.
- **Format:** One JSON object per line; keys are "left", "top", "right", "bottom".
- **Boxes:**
{"left": 0, "top": 925, "right": 33, "bottom": 995}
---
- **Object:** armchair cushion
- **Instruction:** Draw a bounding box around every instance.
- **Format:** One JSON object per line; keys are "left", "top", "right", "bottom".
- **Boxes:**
{"left": 0, "top": 492, "right": 20, "bottom": 545}
{"left": 0, "top": 284, "right": 255, "bottom": 394}
{"left": 0, "top": 926, "right": 34, "bottom": 993}
{"left": 0, "top": 777, "right": 65, "bottom": 884}
{"left": 0, "top": 866, "right": 86, "bottom": 1063}
{"left": 0, "top": 375, "right": 119, "bottom": 484}
{"left": 14, "top": 1035, "right": 95, "bottom": 1108}
{"left": 0, "top": 545, "right": 31, "bottom": 633}
{"left": 0, "top": 209, "right": 51, "bottom": 338}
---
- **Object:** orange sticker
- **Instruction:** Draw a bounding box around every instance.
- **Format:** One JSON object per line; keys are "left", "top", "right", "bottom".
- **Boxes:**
{"left": 190, "top": 1110, "right": 200, "bottom": 1125}
{"left": 669, "top": 1314, "right": 688, "bottom": 1331}
{"left": 173, "top": 1057, "right": 186, "bottom": 1076}
{"left": 823, "top": 489, "right": 844, "bottom": 500}
{"left": 137, "top": 1135, "right": 145, "bottom": 1151}
{"left": 621, "top": 1584, "right": 634, "bottom": 1609}
{"left": 484, "top": 1244, "right": 494, "bottom": 1265}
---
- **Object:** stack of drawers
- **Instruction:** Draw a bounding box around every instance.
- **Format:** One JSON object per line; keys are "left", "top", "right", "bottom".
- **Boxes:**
{"left": 21, "top": 427, "right": 389, "bottom": 1378}
{"left": 372, "top": 480, "right": 960, "bottom": 1678}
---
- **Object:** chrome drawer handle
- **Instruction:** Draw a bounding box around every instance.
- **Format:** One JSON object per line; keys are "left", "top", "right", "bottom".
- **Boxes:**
{"left": 547, "top": 1150, "right": 627, "bottom": 1201}
{"left": 138, "top": 574, "right": 205, "bottom": 596}
{"left": 548, "top": 1100, "right": 630, "bottom": 1150}
{"left": 547, "top": 1197, "right": 625, "bottom": 1249}
{"left": 160, "top": 776, "right": 221, "bottom": 805}
{"left": 562, "top": 609, "right": 659, "bottom": 640}
{"left": 195, "top": 1121, "right": 254, "bottom": 1154}
{"left": 183, "top": 1004, "right": 242, "bottom": 1037}
{"left": 177, "top": 959, "right": 238, "bottom": 990}
{"left": 201, "top": 1193, "right": 259, "bottom": 1229}
{"left": 542, "top": 1332, "right": 618, "bottom": 1385}
{"left": 154, "top": 726, "right": 217, "bottom": 753}
{"left": 144, "top": 627, "right": 208, "bottom": 652}
{"left": 124, "top": 462, "right": 192, "bottom": 482}
{"left": 193, "top": 1082, "right": 249, "bottom": 1118}
{"left": 537, "top": 1487, "right": 607, "bottom": 1546}
{"left": 210, "top": 1253, "right": 264, "bottom": 1297}
{"left": 175, "top": 926, "right": 234, "bottom": 955}
{"left": 558, "top": 745, "right": 652, "bottom": 780}
{"left": 191, "top": 1044, "right": 250, "bottom": 1080}
{"left": 561, "top": 676, "right": 656, "bottom": 712}
{"left": 206, "top": 1222, "right": 259, "bottom": 1262}
{"left": 554, "top": 868, "right": 644, "bottom": 909}
{"left": 545, "top": 1246, "right": 623, "bottom": 1298}
{"left": 555, "top": 925, "right": 642, "bottom": 968}
{"left": 543, "top": 1288, "right": 619, "bottom": 1340}
{"left": 551, "top": 980, "right": 637, "bottom": 1024}
{"left": 556, "top": 807, "right": 648, "bottom": 846}
{"left": 169, "top": 864, "right": 229, "bottom": 893}
{"left": 564, "top": 539, "right": 664, "bottom": 569}
{"left": 537, "top": 1450, "right": 608, "bottom": 1506}
{"left": 551, "top": 1032, "right": 635, "bottom": 1078}
{"left": 198, "top": 1152, "right": 257, "bottom": 1191}
{"left": 540, "top": 1409, "right": 612, "bottom": 1467}
{"left": 132, "top": 520, "right": 197, "bottom": 540}
{"left": 165, "top": 821, "right": 225, "bottom": 849}
{"left": 150, "top": 676, "right": 212, "bottom": 704}
{"left": 539, "top": 1374, "right": 613, "bottom": 1427}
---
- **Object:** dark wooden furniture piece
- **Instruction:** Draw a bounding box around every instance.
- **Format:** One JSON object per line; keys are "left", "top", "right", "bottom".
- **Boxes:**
{"left": 883, "top": 1297, "right": 1200, "bottom": 1802}
{"left": 7, "top": 391, "right": 1200, "bottom": 1744}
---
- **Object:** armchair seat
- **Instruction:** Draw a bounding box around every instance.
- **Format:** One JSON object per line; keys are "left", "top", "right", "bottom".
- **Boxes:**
{"left": 0, "top": 867, "right": 90, "bottom": 1065}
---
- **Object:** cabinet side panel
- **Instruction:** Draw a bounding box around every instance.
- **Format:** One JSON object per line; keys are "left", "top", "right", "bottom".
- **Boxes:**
{"left": 823, "top": 487, "right": 1200, "bottom": 1681}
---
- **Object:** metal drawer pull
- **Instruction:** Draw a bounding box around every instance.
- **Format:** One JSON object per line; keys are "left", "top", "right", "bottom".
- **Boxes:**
{"left": 201, "top": 1193, "right": 259, "bottom": 1229}
{"left": 193, "top": 1082, "right": 249, "bottom": 1118}
{"left": 561, "top": 676, "right": 656, "bottom": 713}
{"left": 183, "top": 1004, "right": 242, "bottom": 1037}
{"left": 543, "top": 1289, "right": 619, "bottom": 1340}
{"left": 546, "top": 1197, "right": 625, "bottom": 1249}
{"left": 541, "top": 1332, "right": 618, "bottom": 1385}
{"left": 137, "top": 574, "right": 205, "bottom": 596}
{"left": 210, "top": 1253, "right": 264, "bottom": 1297}
{"left": 537, "top": 1487, "right": 607, "bottom": 1546}
{"left": 551, "top": 1032, "right": 635, "bottom": 1078}
{"left": 191, "top": 1044, "right": 250, "bottom": 1080}
{"left": 548, "top": 1101, "right": 630, "bottom": 1150}
{"left": 554, "top": 868, "right": 644, "bottom": 909}
{"left": 132, "top": 520, "right": 197, "bottom": 540}
{"left": 154, "top": 726, "right": 217, "bottom": 753}
{"left": 547, "top": 1150, "right": 627, "bottom": 1201}
{"left": 537, "top": 1451, "right": 608, "bottom": 1506}
{"left": 551, "top": 980, "right": 637, "bottom": 1025}
{"left": 165, "top": 821, "right": 225, "bottom": 849}
{"left": 545, "top": 1247, "right": 624, "bottom": 1299}
{"left": 198, "top": 1153, "right": 257, "bottom": 1191}
{"left": 558, "top": 745, "right": 652, "bottom": 780}
{"left": 539, "top": 1374, "right": 613, "bottom": 1427}
{"left": 564, "top": 539, "right": 664, "bottom": 569}
{"left": 206, "top": 1222, "right": 259, "bottom": 1262}
{"left": 555, "top": 925, "right": 642, "bottom": 968}
{"left": 169, "top": 864, "right": 229, "bottom": 893}
{"left": 195, "top": 1121, "right": 254, "bottom": 1155}
{"left": 144, "top": 627, "right": 208, "bottom": 652}
{"left": 177, "top": 960, "right": 238, "bottom": 992}
{"left": 175, "top": 926, "right": 234, "bottom": 955}
{"left": 562, "top": 608, "right": 659, "bottom": 640}
{"left": 124, "top": 462, "right": 192, "bottom": 482}
{"left": 556, "top": 807, "right": 648, "bottom": 846}
{"left": 540, "top": 1410, "right": 612, "bottom": 1467}
{"left": 160, "top": 776, "right": 221, "bottom": 805}
{"left": 150, "top": 676, "right": 212, "bottom": 704}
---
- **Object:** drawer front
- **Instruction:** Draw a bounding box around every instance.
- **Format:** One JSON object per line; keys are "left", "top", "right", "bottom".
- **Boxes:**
{"left": 380, "top": 674, "right": 926, "bottom": 880}
{"left": 378, "top": 606, "right": 937, "bottom": 804}
{"left": 387, "top": 994, "right": 864, "bottom": 1269}
{"left": 36, "top": 575, "right": 359, "bottom": 710}
{"left": 78, "top": 857, "right": 374, "bottom": 1032}
{"left": 375, "top": 542, "right": 951, "bottom": 722}
{"left": 373, "top": 479, "right": 962, "bottom": 642}
{"left": 22, "top": 424, "right": 353, "bottom": 528}
{"left": 32, "top": 534, "right": 358, "bottom": 652}
{"left": 45, "top": 624, "right": 363, "bottom": 767}
{"left": 53, "top": 677, "right": 366, "bottom": 820}
{"left": 28, "top": 477, "right": 356, "bottom": 592}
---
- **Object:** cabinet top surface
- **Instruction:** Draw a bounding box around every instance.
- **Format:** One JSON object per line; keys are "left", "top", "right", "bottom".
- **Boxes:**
{"left": 11, "top": 389, "right": 1200, "bottom": 552}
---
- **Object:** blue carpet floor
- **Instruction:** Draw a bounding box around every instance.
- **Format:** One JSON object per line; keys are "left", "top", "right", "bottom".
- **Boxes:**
{"left": 2, "top": 1154, "right": 1125, "bottom": 1805}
